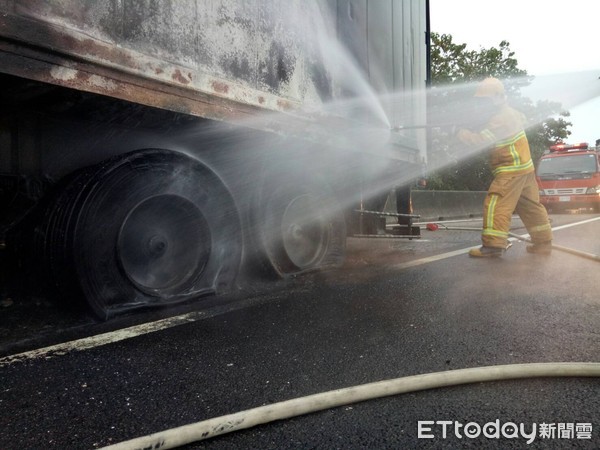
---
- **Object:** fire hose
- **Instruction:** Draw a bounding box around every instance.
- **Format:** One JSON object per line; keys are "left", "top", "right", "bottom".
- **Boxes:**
{"left": 426, "top": 223, "right": 600, "bottom": 263}
{"left": 99, "top": 224, "right": 600, "bottom": 449}
{"left": 99, "top": 362, "right": 600, "bottom": 449}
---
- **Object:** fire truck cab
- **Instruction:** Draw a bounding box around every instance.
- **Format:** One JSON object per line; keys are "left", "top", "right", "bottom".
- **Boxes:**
{"left": 536, "top": 142, "right": 600, "bottom": 213}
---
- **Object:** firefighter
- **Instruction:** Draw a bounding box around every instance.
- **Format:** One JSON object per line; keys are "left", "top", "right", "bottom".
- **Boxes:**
{"left": 455, "top": 77, "right": 553, "bottom": 257}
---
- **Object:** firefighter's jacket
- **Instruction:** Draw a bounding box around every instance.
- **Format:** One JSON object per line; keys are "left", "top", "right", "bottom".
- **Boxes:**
{"left": 456, "top": 104, "right": 534, "bottom": 177}
{"left": 456, "top": 103, "right": 552, "bottom": 247}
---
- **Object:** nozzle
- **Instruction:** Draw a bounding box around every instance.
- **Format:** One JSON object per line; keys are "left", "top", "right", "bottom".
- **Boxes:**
{"left": 390, "top": 124, "right": 434, "bottom": 131}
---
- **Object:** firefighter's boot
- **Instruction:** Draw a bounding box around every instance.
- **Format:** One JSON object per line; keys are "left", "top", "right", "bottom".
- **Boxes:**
{"left": 468, "top": 246, "right": 505, "bottom": 258}
{"left": 526, "top": 241, "right": 552, "bottom": 255}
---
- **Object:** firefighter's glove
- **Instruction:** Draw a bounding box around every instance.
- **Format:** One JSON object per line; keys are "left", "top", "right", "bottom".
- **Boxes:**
{"left": 456, "top": 128, "right": 480, "bottom": 146}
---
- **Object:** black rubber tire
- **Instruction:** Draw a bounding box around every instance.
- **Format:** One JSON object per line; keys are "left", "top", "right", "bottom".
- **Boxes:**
{"left": 257, "top": 163, "right": 346, "bottom": 277}
{"left": 40, "top": 149, "right": 242, "bottom": 319}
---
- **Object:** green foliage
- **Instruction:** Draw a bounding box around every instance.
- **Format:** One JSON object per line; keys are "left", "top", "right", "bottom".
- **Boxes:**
{"left": 427, "top": 33, "right": 572, "bottom": 191}
{"left": 431, "top": 34, "right": 527, "bottom": 84}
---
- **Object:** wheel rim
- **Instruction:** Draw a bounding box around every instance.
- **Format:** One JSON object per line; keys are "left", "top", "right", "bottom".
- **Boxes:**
{"left": 280, "top": 194, "right": 327, "bottom": 269}
{"left": 117, "top": 194, "right": 211, "bottom": 295}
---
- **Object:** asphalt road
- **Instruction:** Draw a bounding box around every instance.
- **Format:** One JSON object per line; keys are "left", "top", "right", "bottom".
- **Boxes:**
{"left": 1, "top": 214, "right": 599, "bottom": 449}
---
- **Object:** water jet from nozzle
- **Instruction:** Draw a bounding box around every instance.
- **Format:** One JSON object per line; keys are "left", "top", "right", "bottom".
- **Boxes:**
{"left": 391, "top": 124, "right": 432, "bottom": 132}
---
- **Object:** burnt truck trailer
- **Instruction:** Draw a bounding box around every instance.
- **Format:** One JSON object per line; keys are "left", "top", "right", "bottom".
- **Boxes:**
{"left": 0, "top": 0, "right": 428, "bottom": 319}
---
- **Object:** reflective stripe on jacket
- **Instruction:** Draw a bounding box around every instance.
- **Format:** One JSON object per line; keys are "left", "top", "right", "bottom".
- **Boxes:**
{"left": 458, "top": 104, "right": 535, "bottom": 177}
{"left": 489, "top": 130, "right": 534, "bottom": 176}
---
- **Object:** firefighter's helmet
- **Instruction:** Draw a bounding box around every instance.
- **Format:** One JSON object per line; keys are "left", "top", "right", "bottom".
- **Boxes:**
{"left": 474, "top": 77, "right": 505, "bottom": 98}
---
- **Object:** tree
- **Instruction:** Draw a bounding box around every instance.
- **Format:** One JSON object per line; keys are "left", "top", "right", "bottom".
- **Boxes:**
{"left": 431, "top": 34, "right": 527, "bottom": 84}
{"left": 426, "top": 33, "right": 572, "bottom": 190}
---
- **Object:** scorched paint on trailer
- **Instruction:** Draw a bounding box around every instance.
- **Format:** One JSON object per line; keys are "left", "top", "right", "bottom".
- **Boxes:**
{"left": 0, "top": 0, "right": 429, "bottom": 319}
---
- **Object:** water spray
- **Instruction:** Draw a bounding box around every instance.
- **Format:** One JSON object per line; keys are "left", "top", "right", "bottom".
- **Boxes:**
{"left": 427, "top": 223, "right": 600, "bottom": 263}
{"left": 97, "top": 72, "right": 600, "bottom": 449}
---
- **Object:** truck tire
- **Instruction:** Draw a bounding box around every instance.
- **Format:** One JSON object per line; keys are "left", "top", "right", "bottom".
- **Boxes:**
{"left": 40, "top": 149, "right": 242, "bottom": 319}
{"left": 257, "top": 163, "right": 346, "bottom": 277}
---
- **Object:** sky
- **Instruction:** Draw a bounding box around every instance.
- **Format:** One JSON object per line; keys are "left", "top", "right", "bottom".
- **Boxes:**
{"left": 429, "top": 0, "right": 600, "bottom": 145}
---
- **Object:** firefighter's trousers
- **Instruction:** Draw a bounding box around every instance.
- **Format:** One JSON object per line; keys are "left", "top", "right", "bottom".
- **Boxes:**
{"left": 482, "top": 171, "right": 553, "bottom": 248}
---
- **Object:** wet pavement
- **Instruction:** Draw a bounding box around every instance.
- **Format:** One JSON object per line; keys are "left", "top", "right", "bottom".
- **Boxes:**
{"left": 0, "top": 213, "right": 599, "bottom": 449}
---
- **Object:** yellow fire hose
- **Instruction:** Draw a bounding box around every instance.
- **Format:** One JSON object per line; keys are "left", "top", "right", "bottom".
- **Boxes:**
{"left": 100, "top": 362, "right": 600, "bottom": 449}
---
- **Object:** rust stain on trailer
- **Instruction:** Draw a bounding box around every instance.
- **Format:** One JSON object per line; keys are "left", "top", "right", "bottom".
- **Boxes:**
{"left": 277, "top": 99, "right": 293, "bottom": 111}
{"left": 0, "top": 40, "right": 264, "bottom": 125}
{"left": 78, "top": 38, "right": 142, "bottom": 73}
{"left": 0, "top": 12, "right": 310, "bottom": 131}
{"left": 49, "top": 66, "right": 117, "bottom": 92}
{"left": 3, "top": 14, "right": 200, "bottom": 92}
{"left": 0, "top": 14, "right": 307, "bottom": 119}
{"left": 212, "top": 80, "right": 230, "bottom": 95}
{"left": 171, "top": 69, "right": 190, "bottom": 85}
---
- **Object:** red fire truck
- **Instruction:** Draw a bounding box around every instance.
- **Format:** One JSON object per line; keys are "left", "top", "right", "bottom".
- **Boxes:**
{"left": 536, "top": 142, "right": 600, "bottom": 213}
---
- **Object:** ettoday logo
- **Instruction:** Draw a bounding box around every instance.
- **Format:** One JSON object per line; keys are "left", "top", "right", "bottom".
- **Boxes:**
{"left": 418, "top": 420, "right": 593, "bottom": 444}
